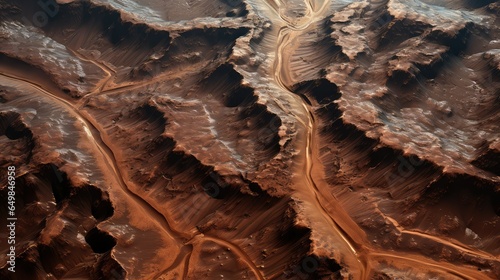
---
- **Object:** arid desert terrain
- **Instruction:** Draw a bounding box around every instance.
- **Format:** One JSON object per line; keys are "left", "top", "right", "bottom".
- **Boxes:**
{"left": 0, "top": 0, "right": 499, "bottom": 279}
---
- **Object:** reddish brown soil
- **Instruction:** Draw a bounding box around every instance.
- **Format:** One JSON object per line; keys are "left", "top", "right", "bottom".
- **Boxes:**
{"left": 0, "top": 0, "right": 499, "bottom": 279}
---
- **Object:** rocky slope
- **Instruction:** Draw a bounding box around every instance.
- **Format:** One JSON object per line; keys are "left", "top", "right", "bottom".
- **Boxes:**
{"left": 0, "top": 0, "right": 499, "bottom": 279}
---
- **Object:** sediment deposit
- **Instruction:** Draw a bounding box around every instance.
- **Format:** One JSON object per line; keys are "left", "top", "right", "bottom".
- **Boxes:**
{"left": 0, "top": 0, "right": 499, "bottom": 279}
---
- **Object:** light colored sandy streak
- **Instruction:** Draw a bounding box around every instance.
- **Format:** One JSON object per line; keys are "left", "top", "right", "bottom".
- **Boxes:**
{"left": 264, "top": 0, "right": 500, "bottom": 279}
{"left": 67, "top": 47, "right": 116, "bottom": 94}
{"left": 383, "top": 215, "right": 498, "bottom": 262}
{"left": 369, "top": 253, "right": 493, "bottom": 280}
{"left": 266, "top": 0, "right": 367, "bottom": 278}
{"left": 0, "top": 71, "right": 186, "bottom": 242}
{"left": 0, "top": 71, "right": 265, "bottom": 280}
{"left": 194, "top": 235, "right": 265, "bottom": 280}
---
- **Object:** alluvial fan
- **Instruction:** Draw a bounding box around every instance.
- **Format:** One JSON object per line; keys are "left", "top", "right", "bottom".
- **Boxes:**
{"left": 0, "top": 0, "right": 499, "bottom": 279}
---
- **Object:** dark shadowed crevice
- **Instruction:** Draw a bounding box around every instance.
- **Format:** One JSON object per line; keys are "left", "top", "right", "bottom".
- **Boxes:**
{"left": 472, "top": 148, "right": 500, "bottom": 176}
{"left": 0, "top": 111, "right": 34, "bottom": 141}
{"left": 69, "top": 185, "right": 115, "bottom": 222}
{"left": 292, "top": 78, "right": 340, "bottom": 105}
{"left": 199, "top": 170, "right": 226, "bottom": 199}
{"left": 426, "top": 25, "right": 471, "bottom": 55}
{"left": 91, "top": 195, "right": 114, "bottom": 222}
{"left": 225, "top": 86, "right": 257, "bottom": 107}
{"left": 39, "top": 164, "right": 71, "bottom": 205}
{"left": 492, "top": 191, "right": 500, "bottom": 217}
{"left": 464, "top": 0, "right": 497, "bottom": 9}
{"left": 5, "top": 124, "right": 26, "bottom": 140}
{"left": 379, "top": 19, "right": 431, "bottom": 49}
{"left": 92, "top": 252, "right": 127, "bottom": 280}
{"left": 85, "top": 227, "right": 117, "bottom": 254}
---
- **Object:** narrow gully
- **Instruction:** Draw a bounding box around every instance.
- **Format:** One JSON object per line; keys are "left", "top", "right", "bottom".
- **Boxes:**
{"left": 0, "top": 70, "right": 265, "bottom": 280}
{"left": 267, "top": 0, "right": 367, "bottom": 277}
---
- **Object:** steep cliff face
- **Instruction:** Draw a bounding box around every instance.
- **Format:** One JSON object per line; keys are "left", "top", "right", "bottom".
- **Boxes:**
{"left": 0, "top": 0, "right": 499, "bottom": 279}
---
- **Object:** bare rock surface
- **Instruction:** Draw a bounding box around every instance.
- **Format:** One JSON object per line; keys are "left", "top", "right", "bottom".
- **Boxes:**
{"left": 0, "top": 0, "right": 499, "bottom": 279}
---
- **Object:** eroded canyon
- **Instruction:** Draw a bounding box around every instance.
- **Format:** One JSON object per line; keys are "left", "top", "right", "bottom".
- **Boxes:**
{"left": 0, "top": 0, "right": 499, "bottom": 279}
